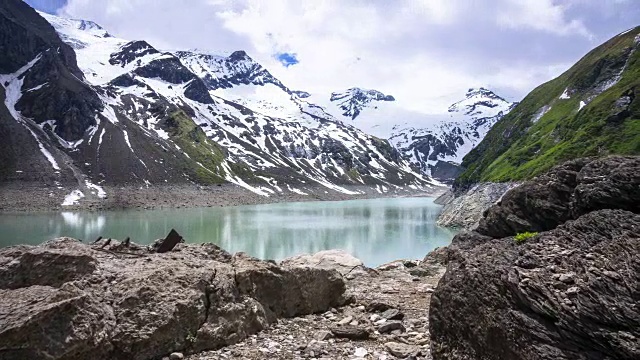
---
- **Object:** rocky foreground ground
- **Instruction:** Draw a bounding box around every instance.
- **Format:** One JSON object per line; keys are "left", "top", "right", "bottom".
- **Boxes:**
{"left": 0, "top": 237, "right": 445, "bottom": 360}
{"left": 188, "top": 254, "right": 445, "bottom": 360}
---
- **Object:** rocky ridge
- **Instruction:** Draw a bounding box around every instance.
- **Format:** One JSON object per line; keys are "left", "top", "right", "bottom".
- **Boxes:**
{"left": 329, "top": 88, "right": 396, "bottom": 120}
{"left": 429, "top": 156, "right": 640, "bottom": 359}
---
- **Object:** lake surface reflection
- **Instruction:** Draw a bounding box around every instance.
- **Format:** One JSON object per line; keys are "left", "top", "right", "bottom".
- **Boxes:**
{"left": 0, "top": 197, "right": 456, "bottom": 267}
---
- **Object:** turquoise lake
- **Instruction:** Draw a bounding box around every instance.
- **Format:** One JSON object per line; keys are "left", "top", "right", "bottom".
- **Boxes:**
{"left": 0, "top": 197, "right": 456, "bottom": 267}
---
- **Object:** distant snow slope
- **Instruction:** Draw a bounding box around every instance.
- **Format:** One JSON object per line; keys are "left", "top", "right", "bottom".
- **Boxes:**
{"left": 390, "top": 88, "right": 515, "bottom": 180}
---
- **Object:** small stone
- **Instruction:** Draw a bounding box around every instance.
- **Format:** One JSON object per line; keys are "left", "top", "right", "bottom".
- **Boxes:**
{"left": 370, "top": 314, "right": 381, "bottom": 322}
{"left": 403, "top": 260, "right": 418, "bottom": 268}
{"left": 338, "top": 316, "right": 353, "bottom": 325}
{"left": 558, "top": 273, "right": 575, "bottom": 284}
{"left": 169, "top": 353, "right": 184, "bottom": 360}
{"left": 315, "top": 330, "right": 334, "bottom": 341}
{"left": 603, "top": 270, "right": 622, "bottom": 280}
{"left": 378, "top": 321, "right": 406, "bottom": 334}
{"left": 354, "top": 347, "right": 368, "bottom": 357}
{"left": 330, "top": 326, "right": 370, "bottom": 340}
{"left": 381, "top": 308, "right": 404, "bottom": 320}
{"left": 409, "top": 268, "right": 431, "bottom": 277}
{"left": 350, "top": 320, "right": 359, "bottom": 326}
{"left": 366, "top": 302, "right": 392, "bottom": 312}
{"left": 385, "top": 342, "right": 419, "bottom": 358}
{"left": 566, "top": 286, "right": 579, "bottom": 295}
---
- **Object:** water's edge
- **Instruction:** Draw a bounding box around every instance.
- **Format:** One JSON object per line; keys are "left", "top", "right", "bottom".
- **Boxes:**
{"left": 0, "top": 182, "right": 449, "bottom": 213}
{"left": 0, "top": 197, "right": 457, "bottom": 267}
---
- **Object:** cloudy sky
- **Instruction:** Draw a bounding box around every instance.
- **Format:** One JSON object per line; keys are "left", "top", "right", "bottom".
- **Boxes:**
{"left": 26, "top": 0, "right": 640, "bottom": 114}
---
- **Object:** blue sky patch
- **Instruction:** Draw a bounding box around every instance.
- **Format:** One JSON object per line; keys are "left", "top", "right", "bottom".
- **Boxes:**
{"left": 276, "top": 52, "right": 299, "bottom": 67}
{"left": 25, "top": 0, "right": 68, "bottom": 14}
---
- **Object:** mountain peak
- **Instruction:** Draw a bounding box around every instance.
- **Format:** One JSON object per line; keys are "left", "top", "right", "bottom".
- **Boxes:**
{"left": 176, "top": 48, "right": 289, "bottom": 92}
{"left": 448, "top": 87, "right": 511, "bottom": 117}
{"left": 330, "top": 87, "right": 395, "bottom": 120}
{"left": 38, "top": 11, "right": 112, "bottom": 38}
{"left": 229, "top": 50, "right": 249, "bottom": 60}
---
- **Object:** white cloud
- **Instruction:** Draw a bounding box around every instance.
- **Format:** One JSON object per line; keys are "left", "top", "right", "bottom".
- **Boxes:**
{"left": 57, "top": 0, "right": 625, "bottom": 114}
{"left": 496, "top": 0, "right": 592, "bottom": 38}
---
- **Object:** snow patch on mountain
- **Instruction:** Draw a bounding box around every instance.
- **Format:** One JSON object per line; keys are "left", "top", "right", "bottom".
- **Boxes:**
{"left": 389, "top": 88, "right": 515, "bottom": 180}
{"left": 62, "top": 189, "right": 85, "bottom": 206}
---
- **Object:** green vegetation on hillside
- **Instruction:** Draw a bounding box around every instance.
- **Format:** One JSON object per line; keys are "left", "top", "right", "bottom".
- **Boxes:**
{"left": 457, "top": 27, "right": 640, "bottom": 187}
{"left": 162, "top": 110, "right": 228, "bottom": 184}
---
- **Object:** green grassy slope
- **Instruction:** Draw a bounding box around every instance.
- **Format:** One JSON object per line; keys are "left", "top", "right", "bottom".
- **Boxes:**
{"left": 456, "top": 27, "right": 640, "bottom": 187}
{"left": 161, "top": 110, "right": 228, "bottom": 184}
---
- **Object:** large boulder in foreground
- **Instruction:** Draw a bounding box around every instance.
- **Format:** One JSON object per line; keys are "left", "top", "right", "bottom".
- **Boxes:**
{"left": 476, "top": 156, "right": 639, "bottom": 238}
{"left": 430, "top": 210, "right": 640, "bottom": 359}
{"left": 0, "top": 239, "right": 346, "bottom": 360}
{"left": 430, "top": 155, "right": 640, "bottom": 360}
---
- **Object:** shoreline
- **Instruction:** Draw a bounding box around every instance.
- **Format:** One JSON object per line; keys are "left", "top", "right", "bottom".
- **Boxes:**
{"left": 0, "top": 182, "right": 449, "bottom": 213}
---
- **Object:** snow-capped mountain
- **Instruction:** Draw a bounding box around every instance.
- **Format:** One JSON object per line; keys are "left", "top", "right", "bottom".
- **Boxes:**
{"left": 169, "top": 39, "right": 515, "bottom": 185}
{"left": 303, "top": 85, "right": 515, "bottom": 182}
{"left": 0, "top": 2, "right": 437, "bottom": 208}
{"left": 390, "top": 88, "right": 516, "bottom": 181}
{"left": 175, "top": 49, "right": 337, "bottom": 122}
{"left": 329, "top": 88, "right": 396, "bottom": 119}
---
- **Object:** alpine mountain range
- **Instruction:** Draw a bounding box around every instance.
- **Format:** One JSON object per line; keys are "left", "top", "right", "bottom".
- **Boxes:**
{"left": 0, "top": 2, "right": 516, "bottom": 206}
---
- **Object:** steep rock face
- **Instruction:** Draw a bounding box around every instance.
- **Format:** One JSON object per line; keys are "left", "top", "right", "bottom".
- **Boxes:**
{"left": 0, "top": 239, "right": 347, "bottom": 360}
{"left": 0, "top": 0, "right": 101, "bottom": 142}
{"left": 435, "top": 182, "right": 518, "bottom": 229}
{"left": 430, "top": 156, "right": 640, "bottom": 360}
{"left": 431, "top": 210, "right": 640, "bottom": 360}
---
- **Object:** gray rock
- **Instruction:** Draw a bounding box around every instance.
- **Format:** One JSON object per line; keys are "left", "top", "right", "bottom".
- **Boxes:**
{"left": 315, "top": 330, "right": 334, "bottom": 341}
{"left": 476, "top": 156, "right": 640, "bottom": 238}
{"left": 280, "top": 249, "right": 365, "bottom": 276}
{"left": 437, "top": 182, "right": 518, "bottom": 230}
{"left": 366, "top": 301, "right": 392, "bottom": 312}
{"left": 378, "top": 321, "right": 406, "bottom": 334}
{"left": 169, "top": 352, "right": 184, "bottom": 360}
{"left": 381, "top": 308, "right": 404, "bottom": 321}
{"left": 330, "top": 326, "right": 370, "bottom": 340}
{"left": 0, "top": 239, "right": 347, "bottom": 360}
{"left": 385, "top": 342, "right": 419, "bottom": 358}
{"left": 430, "top": 209, "right": 640, "bottom": 360}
